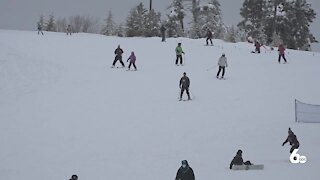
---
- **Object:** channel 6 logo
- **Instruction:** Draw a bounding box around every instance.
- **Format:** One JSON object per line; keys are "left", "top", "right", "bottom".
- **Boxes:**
{"left": 290, "top": 149, "right": 307, "bottom": 164}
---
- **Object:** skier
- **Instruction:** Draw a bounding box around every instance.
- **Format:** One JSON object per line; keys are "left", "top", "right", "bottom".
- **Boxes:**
{"left": 66, "top": 25, "right": 72, "bottom": 35}
{"left": 206, "top": 29, "right": 213, "bottom": 45}
{"left": 278, "top": 43, "right": 287, "bottom": 63}
{"left": 179, "top": 72, "right": 191, "bottom": 101}
{"left": 69, "top": 175, "right": 78, "bottom": 180}
{"left": 216, "top": 53, "right": 228, "bottom": 79}
{"left": 282, "top": 128, "right": 300, "bottom": 153}
{"left": 127, "top": 51, "right": 137, "bottom": 71}
{"left": 229, "top": 150, "right": 252, "bottom": 169}
{"left": 112, "top": 45, "right": 125, "bottom": 68}
{"left": 37, "top": 22, "right": 44, "bottom": 35}
{"left": 160, "top": 25, "right": 166, "bottom": 42}
{"left": 175, "top": 160, "right": 195, "bottom": 180}
{"left": 175, "top": 43, "right": 185, "bottom": 65}
{"left": 254, "top": 41, "right": 261, "bottom": 53}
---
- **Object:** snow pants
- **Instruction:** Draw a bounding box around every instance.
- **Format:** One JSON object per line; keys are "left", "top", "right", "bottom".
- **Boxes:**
{"left": 113, "top": 55, "right": 125, "bottom": 67}
{"left": 128, "top": 62, "right": 137, "bottom": 70}
{"left": 278, "top": 54, "right": 287, "bottom": 63}
{"left": 180, "top": 87, "right": 190, "bottom": 99}
{"left": 217, "top": 66, "right": 225, "bottom": 77}
{"left": 206, "top": 38, "right": 213, "bottom": 45}
{"left": 176, "top": 55, "right": 183, "bottom": 65}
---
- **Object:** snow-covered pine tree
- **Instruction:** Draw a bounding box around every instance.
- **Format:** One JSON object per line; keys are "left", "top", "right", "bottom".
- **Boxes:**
{"left": 190, "top": 0, "right": 202, "bottom": 38}
{"left": 165, "top": 7, "right": 184, "bottom": 37}
{"left": 102, "top": 11, "right": 117, "bottom": 36}
{"left": 126, "top": 3, "right": 148, "bottom": 37}
{"left": 55, "top": 17, "right": 67, "bottom": 32}
{"left": 201, "top": 0, "right": 225, "bottom": 39}
{"left": 38, "top": 15, "right": 45, "bottom": 29}
{"left": 281, "top": 0, "right": 316, "bottom": 49}
{"left": 143, "top": 9, "right": 161, "bottom": 37}
{"left": 225, "top": 25, "right": 241, "bottom": 43}
{"left": 45, "top": 14, "right": 56, "bottom": 32}
{"left": 167, "top": 0, "right": 185, "bottom": 34}
{"left": 115, "top": 23, "right": 125, "bottom": 37}
{"left": 238, "top": 0, "right": 268, "bottom": 44}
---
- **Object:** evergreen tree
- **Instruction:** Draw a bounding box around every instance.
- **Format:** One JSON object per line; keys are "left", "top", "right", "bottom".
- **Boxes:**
{"left": 38, "top": 15, "right": 45, "bottom": 28}
{"left": 143, "top": 9, "right": 161, "bottom": 37}
{"left": 102, "top": 11, "right": 117, "bottom": 36}
{"left": 116, "top": 23, "right": 125, "bottom": 37}
{"left": 168, "top": 0, "right": 185, "bottom": 32}
{"left": 126, "top": 3, "right": 148, "bottom": 37}
{"left": 45, "top": 14, "right": 56, "bottom": 32}
{"left": 225, "top": 25, "right": 240, "bottom": 43}
{"left": 190, "top": 0, "right": 202, "bottom": 38}
{"left": 238, "top": 0, "right": 268, "bottom": 44}
{"left": 165, "top": 6, "right": 184, "bottom": 37}
{"left": 201, "top": 0, "right": 225, "bottom": 39}
{"left": 282, "top": 0, "right": 316, "bottom": 49}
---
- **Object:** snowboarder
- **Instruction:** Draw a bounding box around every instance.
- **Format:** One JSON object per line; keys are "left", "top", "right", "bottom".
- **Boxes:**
{"left": 127, "top": 51, "right": 137, "bottom": 71}
{"left": 282, "top": 128, "right": 300, "bottom": 153}
{"left": 112, "top": 45, "right": 125, "bottom": 68}
{"left": 69, "top": 174, "right": 78, "bottom": 180}
{"left": 206, "top": 29, "right": 213, "bottom": 45}
{"left": 179, "top": 72, "right": 191, "bottom": 101}
{"left": 175, "top": 43, "right": 185, "bottom": 65}
{"left": 278, "top": 43, "right": 287, "bottom": 63}
{"left": 37, "top": 22, "right": 44, "bottom": 35}
{"left": 254, "top": 41, "right": 261, "bottom": 53}
{"left": 66, "top": 25, "right": 72, "bottom": 35}
{"left": 175, "top": 160, "right": 195, "bottom": 180}
{"left": 160, "top": 25, "right": 166, "bottom": 42}
{"left": 216, "top": 53, "right": 228, "bottom": 79}
{"left": 229, "top": 150, "right": 252, "bottom": 169}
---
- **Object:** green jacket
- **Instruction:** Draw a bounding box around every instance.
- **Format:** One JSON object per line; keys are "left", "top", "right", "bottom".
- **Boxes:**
{"left": 175, "top": 46, "right": 184, "bottom": 55}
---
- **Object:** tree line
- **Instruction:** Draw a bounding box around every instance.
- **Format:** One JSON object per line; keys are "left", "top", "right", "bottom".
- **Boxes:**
{"left": 37, "top": 0, "right": 317, "bottom": 50}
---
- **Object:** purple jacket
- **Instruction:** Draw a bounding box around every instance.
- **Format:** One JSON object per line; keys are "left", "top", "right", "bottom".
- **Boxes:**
{"left": 127, "top": 52, "right": 136, "bottom": 63}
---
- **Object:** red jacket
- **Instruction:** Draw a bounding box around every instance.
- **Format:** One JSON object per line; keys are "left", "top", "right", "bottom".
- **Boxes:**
{"left": 278, "top": 45, "right": 285, "bottom": 55}
{"left": 255, "top": 42, "right": 261, "bottom": 48}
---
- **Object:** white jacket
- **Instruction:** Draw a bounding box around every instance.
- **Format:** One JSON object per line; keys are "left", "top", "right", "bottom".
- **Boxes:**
{"left": 218, "top": 56, "right": 228, "bottom": 67}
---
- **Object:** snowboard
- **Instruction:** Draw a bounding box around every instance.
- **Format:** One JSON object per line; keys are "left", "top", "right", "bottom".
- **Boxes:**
{"left": 232, "top": 164, "right": 264, "bottom": 170}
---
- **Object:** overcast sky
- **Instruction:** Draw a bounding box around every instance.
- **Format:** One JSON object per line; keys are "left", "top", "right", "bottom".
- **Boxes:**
{"left": 0, "top": 0, "right": 319, "bottom": 39}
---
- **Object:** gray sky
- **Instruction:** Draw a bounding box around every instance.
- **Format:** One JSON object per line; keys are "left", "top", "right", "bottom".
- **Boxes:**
{"left": 0, "top": 0, "right": 319, "bottom": 39}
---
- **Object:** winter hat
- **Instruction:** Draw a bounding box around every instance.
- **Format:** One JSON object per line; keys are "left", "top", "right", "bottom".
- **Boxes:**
{"left": 237, "top": 149, "right": 243, "bottom": 155}
{"left": 183, "top": 72, "right": 186, "bottom": 75}
{"left": 222, "top": 53, "right": 225, "bottom": 56}
{"left": 71, "top": 175, "right": 78, "bottom": 180}
{"left": 181, "top": 160, "right": 188, "bottom": 165}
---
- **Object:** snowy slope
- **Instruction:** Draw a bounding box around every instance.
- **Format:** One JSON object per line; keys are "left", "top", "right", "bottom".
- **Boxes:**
{"left": 0, "top": 30, "right": 319, "bottom": 180}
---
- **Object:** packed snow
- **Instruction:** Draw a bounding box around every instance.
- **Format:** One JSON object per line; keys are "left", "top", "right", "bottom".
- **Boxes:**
{"left": 0, "top": 30, "right": 319, "bottom": 180}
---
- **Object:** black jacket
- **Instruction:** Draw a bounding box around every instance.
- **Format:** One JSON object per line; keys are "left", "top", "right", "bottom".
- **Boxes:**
{"left": 229, "top": 154, "right": 244, "bottom": 169}
{"left": 180, "top": 76, "right": 190, "bottom": 89}
{"left": 283, "top": 134, "right": 299, "bottom": 146}
{"left": 175, "top": 166, "right": 195, "bottom": 180}
{"left": 114, "top": 48, "right": 123, "bottom": 56}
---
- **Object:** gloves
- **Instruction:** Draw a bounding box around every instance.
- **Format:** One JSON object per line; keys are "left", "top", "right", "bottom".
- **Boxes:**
{"left": 282, "top": 142, "right": 285, "bottom": 146}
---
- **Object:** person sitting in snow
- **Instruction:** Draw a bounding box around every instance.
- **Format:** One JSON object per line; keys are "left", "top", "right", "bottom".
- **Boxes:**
{"left": 127, "top": 51, "right": 137, "bottom": 71}
{"left": 282, "top": 128, "right": 299, "bottom": 153}
{"left": 175, "top": 160, "right": 195, "bottom": 180}
{"left": 229, "top": 149, "right": 252, "bottom": 169}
